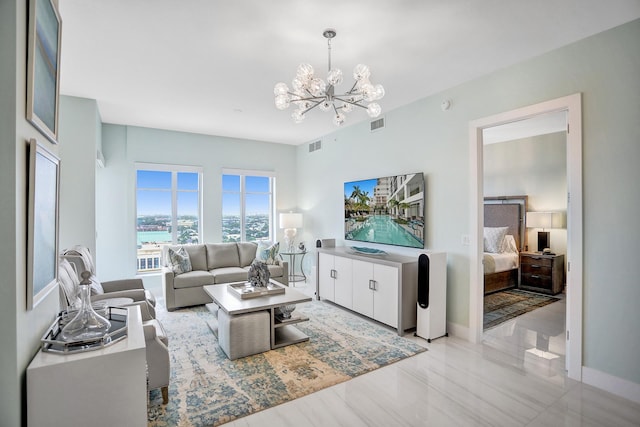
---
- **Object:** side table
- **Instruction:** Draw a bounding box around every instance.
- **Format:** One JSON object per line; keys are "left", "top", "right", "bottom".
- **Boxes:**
{"left": 520, "top": 252, "right": 565, "bottom": 295}
{"left": 279, "top": 250, "right": 307, "bottom": 284}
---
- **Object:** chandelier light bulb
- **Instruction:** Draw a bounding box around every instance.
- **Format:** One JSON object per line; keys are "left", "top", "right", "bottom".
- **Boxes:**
{"left": 309, "top": 78, "right": 326, "bottom": 97}
{"left": 327, "top": 68, "right": 343, "bottom": 86}
{"left": 353, "top": 64, "right": 370, "bottom": 81}
{"left": 275, "top": 94, "right": 290, "bottom": 110}
{"left": 360, "top": 83, "right": 376, "bottom": 101}
{"left": 292, "top": 109, "right": 305, "bottom": 123}
{"left": 274, "top": 82, "right": 289, "bottom": 96}
{"left": 367, "top": 103, "right": 381, "bottom": 118}
{"left": 274, "top": 29, "right": 383, "bottom": 126}
{"left": 291, "top": 77, "right": 304, "bottom": 92}
{"left": 296, "top": 63, "right": 314, "bottom": 81}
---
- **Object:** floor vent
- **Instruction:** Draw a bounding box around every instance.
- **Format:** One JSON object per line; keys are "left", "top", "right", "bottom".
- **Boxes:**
{"left": 309, "top": 140, "right": 322, "bottom": 152}
{"left": 370, "top": 117, "right": 385, "bottom": 132}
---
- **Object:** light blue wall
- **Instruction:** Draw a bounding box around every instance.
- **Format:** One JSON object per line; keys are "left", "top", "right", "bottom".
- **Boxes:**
{"left": 1, "top": 1, "right": 62, "bottom": 425}
{"left": 59, "top": 96, "right": 102, "bottom": 255}
{"left": 484, "top": 132, "right": 567, "bottom": 255}
{"left": 96, "top": 125, "right": 298, "bottom": 281}
{"left": 296, "top": 19, "right": 640, "bottom": 383}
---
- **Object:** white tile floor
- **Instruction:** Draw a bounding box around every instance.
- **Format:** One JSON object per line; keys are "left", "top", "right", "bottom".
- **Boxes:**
{"left": 224, "top": 281, "right": 640, "bottom": 426}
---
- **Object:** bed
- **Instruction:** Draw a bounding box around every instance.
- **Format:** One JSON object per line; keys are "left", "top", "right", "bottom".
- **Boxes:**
{"left": 483, "top": 196, "right": 527, "bottom": 295}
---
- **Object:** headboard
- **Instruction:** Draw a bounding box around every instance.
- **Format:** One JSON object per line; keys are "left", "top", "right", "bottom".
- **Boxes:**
{"left": 484, "top": 196, "right": 528, "bottom": 251}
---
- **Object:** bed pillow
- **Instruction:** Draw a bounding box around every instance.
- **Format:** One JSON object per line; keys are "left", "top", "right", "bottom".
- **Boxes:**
{"left": 501, "top": 234, "right": 518, "bottom": 253}
{"left": 168, "top": 246, "right": 192, "bottom": 275}
{"left": 484, "top": 227, "right": 509, "bottom": 253}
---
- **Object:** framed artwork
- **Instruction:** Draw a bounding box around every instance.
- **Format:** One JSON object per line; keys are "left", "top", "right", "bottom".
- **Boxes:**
{"left": 27, "top": 0, "right": 62, "bottom": 145}
{"left": 27, "top": 139, "right": 60, "bottom": 310}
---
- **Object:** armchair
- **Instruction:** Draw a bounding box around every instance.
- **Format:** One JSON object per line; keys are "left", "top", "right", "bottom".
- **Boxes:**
{"left": 144, "top": 319, "right": 170, "bottom": 404}
{"left": 61, "top": 245, "right": 157, "bottom": 319}
{"left": 58, "top": 259, "right": 155, "bottom": 321}
{"left": 58, "top": 258, "right": 170, "bottom": 404}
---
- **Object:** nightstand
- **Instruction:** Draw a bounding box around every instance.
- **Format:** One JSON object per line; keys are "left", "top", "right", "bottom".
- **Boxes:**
{"left": 519, "top": 252, "right": 565, "bottom": 295}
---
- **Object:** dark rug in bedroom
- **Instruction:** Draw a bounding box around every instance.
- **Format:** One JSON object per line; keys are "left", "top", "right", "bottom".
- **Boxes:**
{"left": 484, "top": 289, "right": 559, "bottom": 330}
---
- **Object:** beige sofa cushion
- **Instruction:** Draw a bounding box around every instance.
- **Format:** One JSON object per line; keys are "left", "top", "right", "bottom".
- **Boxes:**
{"left": 173, "top": 270, "right": 215, "bottom": 289}
{"left": 206, "top": 243, "right": 240, "bottom": 269}
{"left": 183, "top": 244, "right": 207, "bottom": 271}
{"left": 237, "top": 242, "right": 258, "bottom": 267}
{"left": 212, "top": 267, "right": 248, "bottom": 284}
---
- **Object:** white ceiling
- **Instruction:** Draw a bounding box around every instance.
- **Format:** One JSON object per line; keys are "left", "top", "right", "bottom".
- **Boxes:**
{"left": 58, "top": 0, "right": 640, "bottom": 145}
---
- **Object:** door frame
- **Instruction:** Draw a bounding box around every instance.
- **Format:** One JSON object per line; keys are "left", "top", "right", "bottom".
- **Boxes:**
{"left": 468, "top": 93, "right": 583, "bottom": 381}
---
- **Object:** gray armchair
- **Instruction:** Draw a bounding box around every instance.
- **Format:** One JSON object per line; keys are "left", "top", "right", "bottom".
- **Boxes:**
{"left": 58, "top": 258, "right": 170, "bottom": 404}
{"left": 144, "top": 319, "right": 170, "bottom": 404}
{"left": 61, "top": 245, "right": 157, "bottom": 319}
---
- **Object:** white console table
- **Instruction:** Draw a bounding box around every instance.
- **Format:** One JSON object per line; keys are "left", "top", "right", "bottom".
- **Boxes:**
{"left": 27, "top": 306, "right": 147, "bottom": 427}
{"left": 316, "top": 247, "right": 421, "bottom": 335}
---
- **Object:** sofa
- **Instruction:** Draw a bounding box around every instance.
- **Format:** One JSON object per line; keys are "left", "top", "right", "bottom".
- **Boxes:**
{"left": 162, "top": 242, "right": 288, "bottom": 311}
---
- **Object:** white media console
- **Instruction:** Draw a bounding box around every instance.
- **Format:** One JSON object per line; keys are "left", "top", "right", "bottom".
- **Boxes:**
{"left": 316, "top": 247, "right": 446, "bottom": 336}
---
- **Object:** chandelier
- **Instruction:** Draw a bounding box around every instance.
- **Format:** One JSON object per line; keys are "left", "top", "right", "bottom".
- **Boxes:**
{"left": 274, "top": 28, "right": 384, "bottom": 126}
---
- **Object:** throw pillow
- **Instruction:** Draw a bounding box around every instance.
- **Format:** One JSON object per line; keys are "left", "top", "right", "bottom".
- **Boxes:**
{"left": 257, "top": 241, "right": 280, "bottom": 265}
{"left": 168, "top": 246, "right": 192, "bottom": 275}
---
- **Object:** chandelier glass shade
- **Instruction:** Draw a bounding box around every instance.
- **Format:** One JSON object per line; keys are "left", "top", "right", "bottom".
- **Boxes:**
{"left": 274, "top": 28, "right": 384, "bottom": 126}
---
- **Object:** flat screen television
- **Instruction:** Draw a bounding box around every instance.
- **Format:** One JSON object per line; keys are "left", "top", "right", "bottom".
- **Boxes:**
{"left": 344, "top": 173, "right": 425, "bottom": 249}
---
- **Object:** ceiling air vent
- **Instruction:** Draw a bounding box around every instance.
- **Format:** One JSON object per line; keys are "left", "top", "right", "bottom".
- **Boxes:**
{"left": 308, "top": 140, "right": 322, "bottom": 153}
{"left": 370, "top": 117, "right": 385, "bottom": 132}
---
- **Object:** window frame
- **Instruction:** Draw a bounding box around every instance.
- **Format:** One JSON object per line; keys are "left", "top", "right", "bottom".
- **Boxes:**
{"left": 221, "top": 168, "right": 276, "bottom": 243}
{"left": 135, "top": 162, "right": 203, "bottom": 273}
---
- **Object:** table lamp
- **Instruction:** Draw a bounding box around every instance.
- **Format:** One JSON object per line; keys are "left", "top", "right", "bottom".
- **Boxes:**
{"left": 526, "top": 211, "right": 564, "bottom": 253}
{"left": 279, "top": 212, "right": 303, "bottom": 252}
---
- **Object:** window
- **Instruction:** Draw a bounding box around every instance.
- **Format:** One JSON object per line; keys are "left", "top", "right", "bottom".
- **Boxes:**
{"left": 136, "top": 164, "right": 202, "bottom": 273}
{"left": 222, "top": 170, "right": 275, "bottom": 242}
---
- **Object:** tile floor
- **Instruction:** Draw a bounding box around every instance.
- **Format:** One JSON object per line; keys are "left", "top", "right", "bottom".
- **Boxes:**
{"left": 224, "top": 281, "right": 640, "bottom": 426}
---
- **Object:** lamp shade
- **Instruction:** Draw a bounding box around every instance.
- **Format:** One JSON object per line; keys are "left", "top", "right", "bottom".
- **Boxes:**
{"left": 526, "top": 211, "right": 565, "bottom": 229}
{"left": 279, "top": 212, "right": 303, "bottom": 229}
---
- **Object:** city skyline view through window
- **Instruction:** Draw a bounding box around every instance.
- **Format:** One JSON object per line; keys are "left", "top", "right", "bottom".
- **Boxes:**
{"left": 222, "top": 173, "right": 274, "bottom": 243}
{"left": 136, "top": 166, "right": 201, "bottom": 272}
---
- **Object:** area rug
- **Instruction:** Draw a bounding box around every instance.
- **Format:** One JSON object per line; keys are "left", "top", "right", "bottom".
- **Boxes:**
{"left": 484, "top": 289, "right": 559, "bottom": 330}
{"left": 147, "top": 299, "right": 426, "bottom": 426}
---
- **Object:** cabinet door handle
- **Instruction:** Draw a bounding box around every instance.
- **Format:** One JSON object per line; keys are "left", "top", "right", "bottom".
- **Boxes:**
{"left": 531, "top": 274, "right": 540, "bottom": 279}
{"left": 330, "top": 269, "right": 337, "bottom": 279}
{"left": 531, "top": 264, "right": 541, "bottom": 268}
{"left": 369, "top": 279, "right": 377, "bottom": 290}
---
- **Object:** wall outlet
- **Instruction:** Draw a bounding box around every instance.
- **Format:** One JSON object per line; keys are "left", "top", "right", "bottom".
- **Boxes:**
{"left": 461, "top": 234, "right": 470, "bottom": 246}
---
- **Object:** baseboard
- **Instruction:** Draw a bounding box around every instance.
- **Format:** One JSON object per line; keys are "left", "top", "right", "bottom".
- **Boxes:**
{"left": 446, "top": 321, "right": 469, "bottom": 341}
{"left": 582, "top": 366, "right": 640, "bottom": 404}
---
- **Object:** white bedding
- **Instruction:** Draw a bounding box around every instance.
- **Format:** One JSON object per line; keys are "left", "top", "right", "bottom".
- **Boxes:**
{"left": 483, "top": 252, "right": 519, "bottom": 274}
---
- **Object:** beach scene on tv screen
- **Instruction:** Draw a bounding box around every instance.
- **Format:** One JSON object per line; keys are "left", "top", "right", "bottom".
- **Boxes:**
{"left": 344, "top": 173, "right": 424, "bottom": 249}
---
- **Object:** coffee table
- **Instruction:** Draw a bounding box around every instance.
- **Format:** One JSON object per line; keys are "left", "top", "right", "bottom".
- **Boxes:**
{"left": 204, "top": 281, "right": 312, "bottom": 359}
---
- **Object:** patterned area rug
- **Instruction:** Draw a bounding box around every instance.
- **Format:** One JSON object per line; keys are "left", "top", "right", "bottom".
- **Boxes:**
{"left": 484, "top": 289, "right": 559, "bottom": 330}
{"left": 147, "top": 299, "right": 426, "bottom": 426}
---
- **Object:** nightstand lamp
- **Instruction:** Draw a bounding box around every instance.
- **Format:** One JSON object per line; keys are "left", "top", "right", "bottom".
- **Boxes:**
{"left": 279, "top": 212, "right": 303, "bottom": 252}
{"left": 526, "top": 211, "right": 565, "bottom": 253}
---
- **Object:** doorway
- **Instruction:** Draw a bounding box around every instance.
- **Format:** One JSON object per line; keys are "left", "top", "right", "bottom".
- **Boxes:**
{"left": 468, "top": 94, "right": 583, "bottom": 381}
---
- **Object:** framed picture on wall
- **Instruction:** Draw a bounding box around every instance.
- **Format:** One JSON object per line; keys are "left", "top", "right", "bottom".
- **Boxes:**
{"left": 27, "top": 139, "right": 60, "bottom": 310}
{"left": 26, "top": 0, "right": 62, "bottom": 145}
